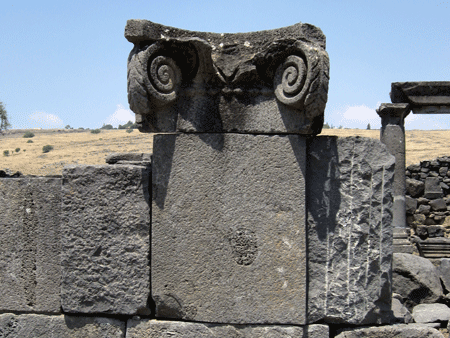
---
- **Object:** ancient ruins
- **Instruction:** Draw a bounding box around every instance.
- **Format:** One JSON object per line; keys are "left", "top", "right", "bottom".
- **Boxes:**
{"left": 1, "top": 21, "right": 450, "bottom": 337}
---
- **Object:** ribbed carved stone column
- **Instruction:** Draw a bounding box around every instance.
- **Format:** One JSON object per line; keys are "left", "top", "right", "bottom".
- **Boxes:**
{"left": 377, "top": 103, "right": 412, "bottom": 253}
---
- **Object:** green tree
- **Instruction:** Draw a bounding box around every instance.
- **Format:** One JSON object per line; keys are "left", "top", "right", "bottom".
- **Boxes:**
{"left": 118, "top": 120, "right": 137, "bottom": 129}
{"left": 101, "top": 123, "right": 114, "bottom": 130}
{"left": 366, "top": 123, "right": 371, "bottom": 130}
{"left": 0, "top": 101, "right": 11, "bottom": 132}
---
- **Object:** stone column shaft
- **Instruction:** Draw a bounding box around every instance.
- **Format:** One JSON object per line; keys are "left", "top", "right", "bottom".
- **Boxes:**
{"left": 377, "top": 103, "right": 412, "bottom": 253}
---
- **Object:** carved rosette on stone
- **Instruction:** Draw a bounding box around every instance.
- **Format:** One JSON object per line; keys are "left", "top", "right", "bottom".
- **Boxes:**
{"left": 125, "top": 20, "right": 329, "bottom": 134}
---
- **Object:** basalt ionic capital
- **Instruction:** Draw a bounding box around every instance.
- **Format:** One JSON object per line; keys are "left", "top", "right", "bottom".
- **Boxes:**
{"left": 125, "top": 20, "right": 330, "bottom": 134}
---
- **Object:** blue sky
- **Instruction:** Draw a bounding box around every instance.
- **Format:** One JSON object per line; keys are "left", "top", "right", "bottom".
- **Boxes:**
{"left": 1, "top": 0, "right": 449, "bottom": 130}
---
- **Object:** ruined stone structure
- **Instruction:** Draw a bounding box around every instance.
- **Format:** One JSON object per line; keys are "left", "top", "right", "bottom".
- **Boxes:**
{"left": 405, "top": 157, "right": 450, "bottom": 257}
{"left": 378, "top": 82, "right": 450, "bottom": 256}
{"left": 1, "top": 21, "right": 447, "bottom": 337}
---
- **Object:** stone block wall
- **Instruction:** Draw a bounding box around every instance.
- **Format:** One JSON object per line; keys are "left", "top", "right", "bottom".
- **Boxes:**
{"left": 0, "top": 137, "right": 428, "bottom": 337}
{"left": 405, "top": 157, "right": 450, "bottom": 245}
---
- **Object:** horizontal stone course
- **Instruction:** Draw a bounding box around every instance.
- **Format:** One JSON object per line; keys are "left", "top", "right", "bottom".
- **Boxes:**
{"left": 125, "top": 319, "right": 329, "bottom": 338}
{"left": 0, "top": 313, "right": 125, "bottom": 338}
{"left": 336, "top": 323, "right": 445, "bottom": 337}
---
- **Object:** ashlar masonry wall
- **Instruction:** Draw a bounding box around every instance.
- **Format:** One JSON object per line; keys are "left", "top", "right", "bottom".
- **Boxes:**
{"left": 0, "top": 134, "right": 397, "bottom": 337}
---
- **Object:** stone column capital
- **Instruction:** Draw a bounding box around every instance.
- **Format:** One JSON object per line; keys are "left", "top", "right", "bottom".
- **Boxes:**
{"left": 376, "top": 103, "right": 411, "bottom": 123}
{"left": 125, "top": 20, "right": 330, "bottom": 134}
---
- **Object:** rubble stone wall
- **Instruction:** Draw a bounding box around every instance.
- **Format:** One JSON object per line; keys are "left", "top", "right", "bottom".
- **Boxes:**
{"left": 406, "top": 157, "right": 450, "bottom": 244}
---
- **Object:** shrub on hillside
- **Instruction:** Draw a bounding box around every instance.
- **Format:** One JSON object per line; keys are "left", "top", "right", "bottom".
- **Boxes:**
{"left": 15, "top": 148, "right": 20, "bottom": 153}
{"left": 23, "top": 131, "right": 35, "bottom": 138}
{"left": 42, "top": 145, "right": 54, "bottom": 153}
{"left": 90, "top": 129, "right": 101, "bottom": 134}
{"left": 3, "top": 150, "right": 9, "bottom": 156}
{"left": 118, "top": 121, "right": 138, "bottom": 129}
{"left": 126, "top": 128, "right": 133, "bottom": 133}
{"left": 101, "top": 124, "right": 114, "bottom": 130}
{"left": 27, "top": 140, "right": 33, "bottom": 143}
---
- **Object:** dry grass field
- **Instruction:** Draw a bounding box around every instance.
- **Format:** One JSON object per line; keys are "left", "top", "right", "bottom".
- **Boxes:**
{"left": 0, "top": 129, "right": 153, "bottom": 176}
{"left": 1, "top": 128, "right": 449, "bottom": 176}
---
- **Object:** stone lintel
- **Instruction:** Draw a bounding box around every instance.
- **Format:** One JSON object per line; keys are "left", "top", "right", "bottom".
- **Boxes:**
{"left": 412, "top": 105, "right": 450, "bottom": 114}
{"left": 125, "top": 20, "right": 329, "bottom": 134}
{"left": 391, "top": 82, "right": 450, "bottom": 113}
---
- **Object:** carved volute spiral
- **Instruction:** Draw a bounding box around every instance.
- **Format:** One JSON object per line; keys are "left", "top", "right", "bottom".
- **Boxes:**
{"left": 126, "top": 20, "right": 329, "bottom": 133}
{"left": 274, "top": 55, "right": 307, "bottom": 107}
{"left": 148, "top": 55, "right": 182, "bottom": 104}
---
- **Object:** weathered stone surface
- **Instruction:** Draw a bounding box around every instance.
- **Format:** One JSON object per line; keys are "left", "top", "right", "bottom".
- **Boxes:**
{"left": 408, "top": 164, "right": 421, "bottom": 173}
{"left": 336, "top": 324, "right": 445, "bottom": 338}
{"left": 406, "top": 178, "right": 424, "bottom": 197}
{"left": 391, "top": 81, "right": 450, "bottom": 114}
{"left": 307, "top": 136, "right": 395, "bottom": 324}
{"left": 0, "top": 177, "right": 61, "bottom": 313}
{"left": 0, "top": 169, "right": 22, "bottom": 177}
{"left": 418, "top": 204, "right": 431, "bottom": 215}
{"left": 0, "top": 313, "right": 125, "bottom": 337}
{"left": 152, "top": 133, "right": 306, "bottom": 324}
{"left": 126, "top": 319, "right": 328, "bottom": 337}
{"left": 425, "top": 177, "right": 444, "bottom": 199}
{"left": 412, "top": 303, "right": 450, "bottom": 323}
{"left": 438, "top": 258, "right": 450, "bottom": 292}
{"left": 125, "top": 20, "right": 329, "bottom": 134}
{"left": 418, "top": 197, "right": 430, "bottom": 205}
{"left": 417, "top": 225, "right": 428, "bottom": 237}
{"left": 377, "top": 103, "right": 410, "bottom": 232}
{"left": 61, "top": 165, "right": 151, "bottom": 315}
{"left": 406, "top": 196, "right": 418, "bottom": 214}
{"left": 392, "top": 297, "right": 413, "bottom": 323}
{"left": 430, "top": 199, "right": 447, "bottom": 211}
{"left": 392, "top": 253, "right": 443, "bottom": 309}
{"left": 428, "top": 225, "right": 444, "bottom": 238}
{"left": 418, "top": 238, "right": 450, "bottom": 258}
{"left": 105, "top": 152, "right": 151, "bottom": 165}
